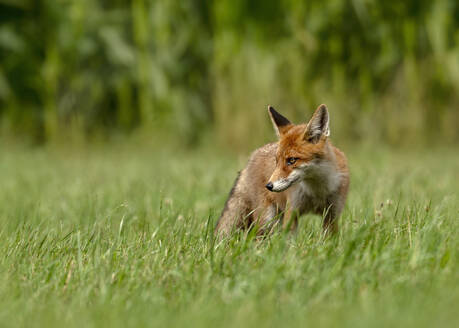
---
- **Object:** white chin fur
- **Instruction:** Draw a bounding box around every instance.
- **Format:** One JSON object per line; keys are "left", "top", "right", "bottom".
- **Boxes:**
{"left": 271, "top": 169, "right": 303, "bottom": 192}
{"left": 271, "top": 181, "right": 292, "bottom": 192}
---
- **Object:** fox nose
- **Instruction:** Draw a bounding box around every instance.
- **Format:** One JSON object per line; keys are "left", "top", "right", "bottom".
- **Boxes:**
{"left": 266, "top": 182, "right": 273, "bottom": 191}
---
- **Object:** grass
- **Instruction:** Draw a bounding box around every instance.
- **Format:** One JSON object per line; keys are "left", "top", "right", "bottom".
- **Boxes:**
{"left": 0, "top": 143, "right": 457, "bottom": 327}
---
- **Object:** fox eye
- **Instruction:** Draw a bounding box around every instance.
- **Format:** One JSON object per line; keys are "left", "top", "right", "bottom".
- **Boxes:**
{"left": 286, "top": 157, "right": 298, "bottom": 165}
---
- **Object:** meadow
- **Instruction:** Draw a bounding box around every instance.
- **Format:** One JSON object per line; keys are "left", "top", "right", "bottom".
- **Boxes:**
{"left": 0, "top": 142, "right": 457, "bottom": 327}
{"left": 1, "top": 1, "right": 458, "bottom": 326}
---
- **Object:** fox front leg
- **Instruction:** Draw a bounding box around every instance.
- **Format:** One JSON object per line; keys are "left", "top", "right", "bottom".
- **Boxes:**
{"left": 322, "top": 212, "right": 338, "bottom": 234}
{"left": 322, "top": 201, "right": 340, "bottom": 235}
{"left": 282, "top": 206, "right": 299, "bottom": 232}
{"left": 253, "top": 205, "right": 280, "bottom": 236}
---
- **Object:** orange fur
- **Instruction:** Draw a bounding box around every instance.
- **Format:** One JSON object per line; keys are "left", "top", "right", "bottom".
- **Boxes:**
{"left": 215, "top": 104, "right": 349, "bottom": 237}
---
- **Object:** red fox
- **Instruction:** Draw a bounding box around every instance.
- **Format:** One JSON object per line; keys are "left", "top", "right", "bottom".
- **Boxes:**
{"left": 215, "top": 104, "right": 349, "bottom": 237}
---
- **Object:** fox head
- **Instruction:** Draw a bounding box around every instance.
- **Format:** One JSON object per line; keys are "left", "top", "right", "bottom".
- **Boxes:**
{"left": 266, "top": 104, "right": 332, "bottom": 192}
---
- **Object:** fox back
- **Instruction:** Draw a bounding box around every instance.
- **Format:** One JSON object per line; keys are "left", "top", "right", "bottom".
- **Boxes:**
{"left": 215, "top": 104, "right": 349, "bottom": 237}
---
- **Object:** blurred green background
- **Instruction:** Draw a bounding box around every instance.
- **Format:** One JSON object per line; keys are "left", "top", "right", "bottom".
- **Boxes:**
{"left": 0, "top": 0, "right": 458, "bottom": 148}
{"left": 1, "top": 3, "right": 458, "bottom": 327}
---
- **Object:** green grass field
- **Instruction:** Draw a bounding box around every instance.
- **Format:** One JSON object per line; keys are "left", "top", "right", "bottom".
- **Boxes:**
{"left": 0, "top": 144, "right": 457, "bottom": 327}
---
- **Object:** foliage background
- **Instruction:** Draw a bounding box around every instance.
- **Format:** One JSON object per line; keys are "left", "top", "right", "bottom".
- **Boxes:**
{"left": 0, "top": 2, "right": 458, "bottom": 327}
{"left": 1, "top": 0, "right": 458, "bottom": 148}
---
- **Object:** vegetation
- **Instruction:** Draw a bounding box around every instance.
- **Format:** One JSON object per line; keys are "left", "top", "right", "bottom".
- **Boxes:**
{"left": 1, "top": 1, "right": 458, "bottom": 327}
{"left": 1, "top": 0, "right": 458, "bottom": 146}
{"left": 0, "top": 144, "right": 457, "bottom": 327}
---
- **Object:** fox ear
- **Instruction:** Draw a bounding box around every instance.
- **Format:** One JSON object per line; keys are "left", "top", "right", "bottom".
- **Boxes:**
{"left": 268, "top": 105, "right": 291, "bottom": 137}
{"left": 304, "top": 104, "right": 330, "bottom": 143}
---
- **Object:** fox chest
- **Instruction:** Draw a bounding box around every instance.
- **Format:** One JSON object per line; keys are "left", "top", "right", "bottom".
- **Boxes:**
{"left": 288, "top": 180, "right": 334, "bottom": 214}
